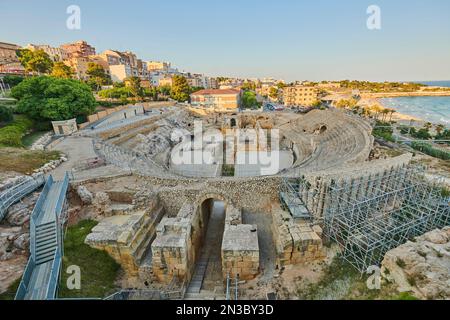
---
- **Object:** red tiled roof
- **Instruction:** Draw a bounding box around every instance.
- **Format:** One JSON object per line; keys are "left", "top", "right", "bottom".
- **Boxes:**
{"left": 191, "top": 89, "right": 240, "bottom": 96}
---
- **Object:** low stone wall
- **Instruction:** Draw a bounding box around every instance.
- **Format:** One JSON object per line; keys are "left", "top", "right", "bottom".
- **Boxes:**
{"left": 272, "top": 206, "right": 325, "bottom": 267}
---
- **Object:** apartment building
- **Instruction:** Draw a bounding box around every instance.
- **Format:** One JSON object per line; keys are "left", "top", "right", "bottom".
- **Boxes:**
{"left": 60, "top": 40, "right": 96, "bottom": 58}
{"left": 63, "top": 56, "right": 90, "bottom": 80}
{"left": 191, "top": 89, "right": 241, "bottom": 112}
{"left": 0, "top": 42, "right": 21, "bottom": 65}
{"left": 159, "top": 76, "right": 173, "bottom": 87}
{"left": 27, "top": 44, "right": 69, "bottom": 62}
{"left": 109, "top": 64, "right": 133, "bottom": 82}
{"left": 147, "top": 61, "right": 170, "bottom": 72}
{"left": 100, "top": 50, "right": 148, "bottom": 82}
{"left": 282, "top": 85, "right": 318, "bottom": 107}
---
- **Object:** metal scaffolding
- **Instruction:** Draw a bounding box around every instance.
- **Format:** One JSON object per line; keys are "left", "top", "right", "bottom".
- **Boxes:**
{"left": 323, "top": 166, "right": 450, "bottom": 273}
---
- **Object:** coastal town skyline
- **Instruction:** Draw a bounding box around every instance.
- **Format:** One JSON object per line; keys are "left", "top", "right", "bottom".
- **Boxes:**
{"left": 1, "top": 0, "right": 450, "bottom": 82}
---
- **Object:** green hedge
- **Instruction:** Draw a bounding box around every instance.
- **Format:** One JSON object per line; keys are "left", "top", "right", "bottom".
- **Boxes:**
{"left": 0, "top": 116, "right": 34, "bottom": 147}
{"left": 0, "top": 105, "right": 13, "bottom": 123}
{"left": 411, "top": 142, "right": 450, "bottom": 160}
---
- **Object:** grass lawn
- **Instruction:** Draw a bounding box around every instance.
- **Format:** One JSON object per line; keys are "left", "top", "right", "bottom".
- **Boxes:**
{"left": 297, "top": 255, "right": 419, "bottom": 300}
{"left": 0, "top": 278, "right": 21, "bottom": 300}
{"left": 0, "top": 148, "right": 60, "bottom": 174}
{"left": 59, "top": 220, "right": 121, "bottom": 299}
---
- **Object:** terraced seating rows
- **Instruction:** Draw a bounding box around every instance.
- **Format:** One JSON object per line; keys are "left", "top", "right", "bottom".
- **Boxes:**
{"left": 282, "top": 109, "right": 373, "bottom": 173}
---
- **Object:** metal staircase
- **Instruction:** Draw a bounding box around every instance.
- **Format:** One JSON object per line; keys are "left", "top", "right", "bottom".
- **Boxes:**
{"left": 15, "top": 173, "right": 69, "bottom": 300}
{"left": 35, "top": 222, "right": 58, "bottom": 265}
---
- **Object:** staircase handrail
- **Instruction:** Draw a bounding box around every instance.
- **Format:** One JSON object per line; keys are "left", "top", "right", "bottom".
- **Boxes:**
{"left": 46, "top": 249, "right": 62, "bottom": 300}
{"left": 0, "top": 175, "right": 45, "bottom": 221}
{"left": 14, "top": 257, "right": 36, "bottom": 300}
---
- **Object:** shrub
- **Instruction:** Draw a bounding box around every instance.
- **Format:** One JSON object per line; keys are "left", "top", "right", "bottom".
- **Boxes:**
{"left": 411, "top": 142, "right": 450, "bottom": 160}
{"left": 396, "top": 258, "right": 406, "bottom": 268}
{"left": 411, "top": 128, "right": 431, "bottom": 140}
{"left": 373, "top": 122, "right": 395, "bottom": 142}
{"left": 3, "top": 75, "right": 24, "bottom": 88}
{"left": 0, "top": 105, "right": 13, "bottom": 123}
{"left": 0, "top": 116, "right": 34, "bottom": 147}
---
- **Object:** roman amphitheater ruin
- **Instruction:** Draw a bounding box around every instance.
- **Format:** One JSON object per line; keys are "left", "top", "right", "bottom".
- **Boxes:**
{"left": 4, "top": 102, "right": 449, "bottom": 300}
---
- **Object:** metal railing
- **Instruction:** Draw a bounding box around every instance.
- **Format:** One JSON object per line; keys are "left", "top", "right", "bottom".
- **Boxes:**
{"left": 15, "top": 173, "right": 70, "bottom": 300}
{"left": 0, "top": 175, "right": 45, "bottom": 221}
{"left": 14, "top": 257, "right": 36, "bottom": 300}
{"left": 46, "top": 249, "right": 62, "bottom": 300}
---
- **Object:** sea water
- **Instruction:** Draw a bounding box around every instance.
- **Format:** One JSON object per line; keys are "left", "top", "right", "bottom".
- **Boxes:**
{"left": 380, "top": 96, "right": 450, "bottom": 126}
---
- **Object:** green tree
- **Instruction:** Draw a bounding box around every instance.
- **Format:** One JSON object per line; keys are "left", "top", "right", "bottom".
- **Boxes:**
{"left": 170, "top": 75, "right": 191, "bottom": 102}
{"left": 269, "top": 87, "right": 279, "bottom": 100}
{"left": 113, "top": 82, "right": 125, "bottom": 88}
{"left": 51, "top": 62, "right": 74, "bottom": 79}
{"left": 241, "top": 81, "right": 256, "bottom": 91}
{"left": 126, "top": 76, "right": 144, "bottom": 100}
{"left": 17, "top": 49, "right": 53, "bottom": 74}
{"left": 435, "top": 124, "right": 445, "bottom": 136}
{"left": 0, "top": 105, "right": 13, "bottom": 123}
{"left": 86, "top": 62, "right": 111, "bottom": 91}
{"left": 11, "top": 76, "right": 97, "bottom": 122}
{"left": 158, "top": 85, "right": 171, "bottom": 96}
{"left": 276, "top": 82, "right": 286, "bottom": 89}
{"left": 241, "top": 91, "right": 260, "bottom": 109}
{"left": 3, "top": 75, "right": 24, "bottom": 87}
{"left": 98, "top": 87, "right": 132, "bottom": 100}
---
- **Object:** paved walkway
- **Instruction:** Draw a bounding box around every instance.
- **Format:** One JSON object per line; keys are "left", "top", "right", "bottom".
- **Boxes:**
{"left": 50, "top": 136, "right": 98, "bottom": 179}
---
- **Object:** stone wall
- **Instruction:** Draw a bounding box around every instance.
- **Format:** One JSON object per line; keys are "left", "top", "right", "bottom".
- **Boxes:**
{"left": 221, "top": 224, "right": 259, "bottom": 281}
{"left": 140, "top": 176, "right": 281, "bottom": 217}
{"left": 272, "top": 206, "right": 325, "bottom": 267}
{"left": 151, "top": 203, "right": 201, "bottom": 284}
{"left": 85, "top": 197, "right": 163, "bottom": 276}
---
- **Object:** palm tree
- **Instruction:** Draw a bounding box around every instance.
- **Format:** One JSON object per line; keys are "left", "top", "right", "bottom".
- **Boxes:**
{"left": 424, "top": 122, "right": 433, "bottom": 131}
{"left": 381, "top": 109, "right": 390, "bottom": 122}
{"left": 435, "top": 124, "right": 445, "bottom": 136}
{"left": 388, "top": 109, "right": 396, "bottom": 122}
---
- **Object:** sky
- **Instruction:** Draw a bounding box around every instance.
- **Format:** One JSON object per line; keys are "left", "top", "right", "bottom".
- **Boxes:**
{"left": 1, "top": 0, "right": 450, "bottom": 82}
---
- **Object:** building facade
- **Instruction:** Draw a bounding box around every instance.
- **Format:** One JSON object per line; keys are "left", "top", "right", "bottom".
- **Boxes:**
{"left": 0, "top": 42, "right": 21, "bottom": 65}
{"left": 27, "top": 44, "right": 69, "bottom": 62}
{"left": 63, "top": 56, "right": 90, "bottom": 80}
{"left": 146, "top": 61, "right": 171, "bottom": 72}
{"left": 282, "top": 85, "right": 318, "bottom": 107}
{"left": 60, "top": 40, "right": 96, "bottom": 58}
{"left": 190, "top": 89, "right": 241, "bottom": 112}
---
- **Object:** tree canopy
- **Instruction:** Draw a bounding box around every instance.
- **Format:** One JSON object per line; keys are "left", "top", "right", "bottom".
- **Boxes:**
{"left": 3, "top": 75, "right": 24, "bottom": 88}
{"left": 11, "top": 76, "right": 97, "bottom": 122}
{"left": 241, "top": 91, "right": 260, "bottom": 109}
{"left": 170, "top": 75, "right": 190, "bottom": 102}
{"left": 51, "top": 62, "right": 74, "bottom": 79}
{"left": 126, "top": 76, "right": 144, "bottom": 99}
{"left": 17, "top": 49, "right": 53, "bottom": 74}
{"left": 86, "top": 62, "right": 111, "bottom": 90}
